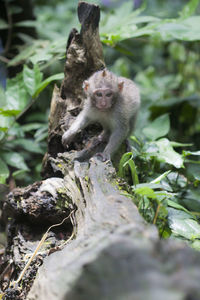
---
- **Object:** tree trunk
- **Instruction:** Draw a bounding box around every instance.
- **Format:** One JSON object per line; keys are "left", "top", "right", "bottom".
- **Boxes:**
{"left": 2, "top": 2, "right": 200, "bottom": 300}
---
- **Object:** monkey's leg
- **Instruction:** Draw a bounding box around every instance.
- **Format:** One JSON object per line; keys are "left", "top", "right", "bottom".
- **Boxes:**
{"left": 128, "top": 113, "right": 138, "bottom": 136}
{"left": 100, "top": 128, "right": 128, "bottom": 161}
{"left": 62, "top": 112, "right": 90, "bottom": 148}
{"left": 76, "top": 131, "right": 109, "bottom": 161}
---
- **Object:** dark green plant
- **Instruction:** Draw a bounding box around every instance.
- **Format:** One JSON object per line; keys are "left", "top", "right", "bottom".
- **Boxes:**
{"left": 118, "top": 113, "right": 200, "bottom": 249}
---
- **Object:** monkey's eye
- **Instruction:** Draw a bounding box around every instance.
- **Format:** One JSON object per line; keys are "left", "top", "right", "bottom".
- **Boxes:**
{"left": 106, "top": 92, "right": 112, "bottom": 97}
{"left": 96, "top": 92, "right": 102, "bottom": 97}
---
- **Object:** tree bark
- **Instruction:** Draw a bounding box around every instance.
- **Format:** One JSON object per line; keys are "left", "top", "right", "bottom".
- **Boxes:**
{"left": 2, "top": 2, "right": 200, "bottom": 300}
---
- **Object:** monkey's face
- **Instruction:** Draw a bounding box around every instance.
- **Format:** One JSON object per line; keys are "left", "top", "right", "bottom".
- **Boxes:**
{"left": 93, "top": 88, "right": 114, "bottom": 111}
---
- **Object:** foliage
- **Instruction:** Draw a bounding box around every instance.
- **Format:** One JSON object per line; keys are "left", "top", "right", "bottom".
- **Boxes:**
{"left": 0, "top": 65, "right": 63, "bottom": 185}
{"left": 0, "top": 0, "right": 200, "bottom": 247}
{"left": 118, "top": 116, "right": 200, "bottom": 248}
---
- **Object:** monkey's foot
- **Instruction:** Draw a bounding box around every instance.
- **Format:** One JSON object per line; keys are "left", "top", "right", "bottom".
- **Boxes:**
{"left": 95, "top": 152, "right": 111, "bottom": 162}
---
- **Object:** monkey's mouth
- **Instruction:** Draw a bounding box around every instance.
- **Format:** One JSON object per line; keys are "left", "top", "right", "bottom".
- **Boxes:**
{"left": 96, "top": 105, "right": 110, "bottom": 111}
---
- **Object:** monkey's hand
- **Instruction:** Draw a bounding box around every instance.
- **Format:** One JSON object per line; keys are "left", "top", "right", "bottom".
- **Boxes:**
{"left": 95, "top": 152, "right": 111, "bottom": 162}
{"left": 62, "top": 130, "right": 75, "bottom": 148}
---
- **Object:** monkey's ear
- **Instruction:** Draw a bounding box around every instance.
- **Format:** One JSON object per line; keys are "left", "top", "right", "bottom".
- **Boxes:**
{"left": 102, "top": 70, "right": 107, "bottom": 77}
{"left": 118, "top": 81, "right": 124, "bottom": 92}
{"left": 83, "top": 80, "right": 89, "bottom": 91}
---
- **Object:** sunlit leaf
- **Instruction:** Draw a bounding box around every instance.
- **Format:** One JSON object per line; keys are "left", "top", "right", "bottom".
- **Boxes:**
{"left": 179, "top": 0, "right": 199, "bottom": 19}
{"left": 146, "top": 138, "right": 184, "bottom": 168}
{"left": 168, "top": 208, "right": 200, "bottom": 240}
{"left": 183, "top": 150, "right": 200, "bottom": 156}
{"left": 150, "top": 171, "right": 171, "bottom": 184}
{"left": 0, "top": 109, "right": 20, "bottom": 117}
{"left": 135, "top": 186, "right": 157, "bottom": 199}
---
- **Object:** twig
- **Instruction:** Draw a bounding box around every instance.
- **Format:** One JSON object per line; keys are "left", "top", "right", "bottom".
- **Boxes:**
{"left": 10, "top": 210, "right": 75, "bottom": 288}
{"left": 0, "top": 55, "right": 10, "bottom": 63}
{"left": 153, "top": 203, "right": 161, "bottom": 225}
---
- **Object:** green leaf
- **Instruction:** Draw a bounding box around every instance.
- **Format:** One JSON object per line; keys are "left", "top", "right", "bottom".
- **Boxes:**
{"left": 147, "top": 138, "right": 184, "bottom": 168}
{"left": 2, "top": 152, "right": 29, "bottom": 170}
{"left": 183, "top": 150, "right": 200, "bottom": 157}
{"left": 135, "top": 186, "right": 157, "bottom": 199}
{"left": 5, "top": 73, "right": 29, "bottom": 111}
{"left": 134, "top": 183, "right": 164, "bottom": 190}
{"left": 15, "top": 20, "right": 37, "bottom": 27}
{"left": 12, "top": 169, "right": 27, "bottom": 178}
{"left": 181, "top": 189, "right": 200, "bottom": 212}
{"left": 0, "top": 115, "right": 14, "bottom": 131}
{"left": 167, "top": 200, "right": 194, "bottom": 215}
{"left": 34, "top": 73, "right": 64, "bottom": 98}
{"left": 191, "top": 240, "right": 200, "bottom": 251}
{"left": 21, "top": 123, "right": 44, "bottom": 132}
{"left": 0, "top": 19, "right": 8, "bottom": 29}
{"left": 23, "top": 64, "right": 43, "bottom": 97}
{"left": 143, "top": 114, "right": 170, "bottom": 141}
{"left": 179, "top": 0, "right": 199, "bottom": 19}
{"left": 0, "top": 109, "right": 20, "bottom": 117}
{"left": 150, "top": 171, "right": 171, "bottom": 184}
{"left": 118, "top": 152, "right": 132, "bottom": 178}
{"left": 0, "top": 87, "right": 6, "bottom": 107}
{"left": 186, "top": 163, "right": 200, "bottom": 181}
{"left": 8, "top": 41, "right": 46, "bottom": 66}
{"left": 170, "top": 141, "right": 193, "bottom": 147}
{"left": 11, "top": 139, "right": 44, "bottom": 154}
{"left": 125, "top": 159, "right": 139, "bottom": 185}
{"left": 168, "top": 208, "right": 200, "bottom": 240}
{"left": 0, "top": 158, "right": 9, "bottom": 184}
{"left": 0, "top": 132, "right": 5, "bottom": 141}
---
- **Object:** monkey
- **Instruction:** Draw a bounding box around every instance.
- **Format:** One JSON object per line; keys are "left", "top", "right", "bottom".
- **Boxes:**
{"left": 62, "top": 69, "right": 140, "bottom": 161}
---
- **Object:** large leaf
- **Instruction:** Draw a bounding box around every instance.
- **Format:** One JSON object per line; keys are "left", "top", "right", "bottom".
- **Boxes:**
{"left": 143, "top": 114, "right": 170, "bottom": 141}
{"left": 180, "top": 189, "right": 200, "bottom": 212}
{"left": 0, "top": 158, "right": 9, "bottom": 184}
{"left": 5, "top": 73, "right": 29, "bottom": 111}
{"left": 2, "top": 152, "right": 29, "bottom": 171}
{"left": 146, "top": 138, "right": 184, "bottom": 168}
{"left": 168, "top": 208, "right": 200, "bottom": 240}
{"left": 186, "top": 163, "right": 200, "bottom": 181}
{"left": 34, "top": 73, "right": 64, "bottom": 97}
{"left": 10, "top": 139, "right": 44, "bottom": 154}
{"left": 0, "top": 115, "right": 15, "bottom": 131}
{"left": 167, "top": 199, "right": 194, "bottom": 215}
{"left": 179, "top": 0, "right": 200, "bottom": 19}
{"left": 23, "top": 64, "right": 43, "bottom": 97}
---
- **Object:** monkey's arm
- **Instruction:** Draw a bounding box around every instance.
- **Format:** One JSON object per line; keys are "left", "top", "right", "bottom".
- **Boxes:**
{"left": 100, "top": 126, "right": 128, "bottom": 161}
{"left": 62, "top": 110, "right": 90, "bottom": 147}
